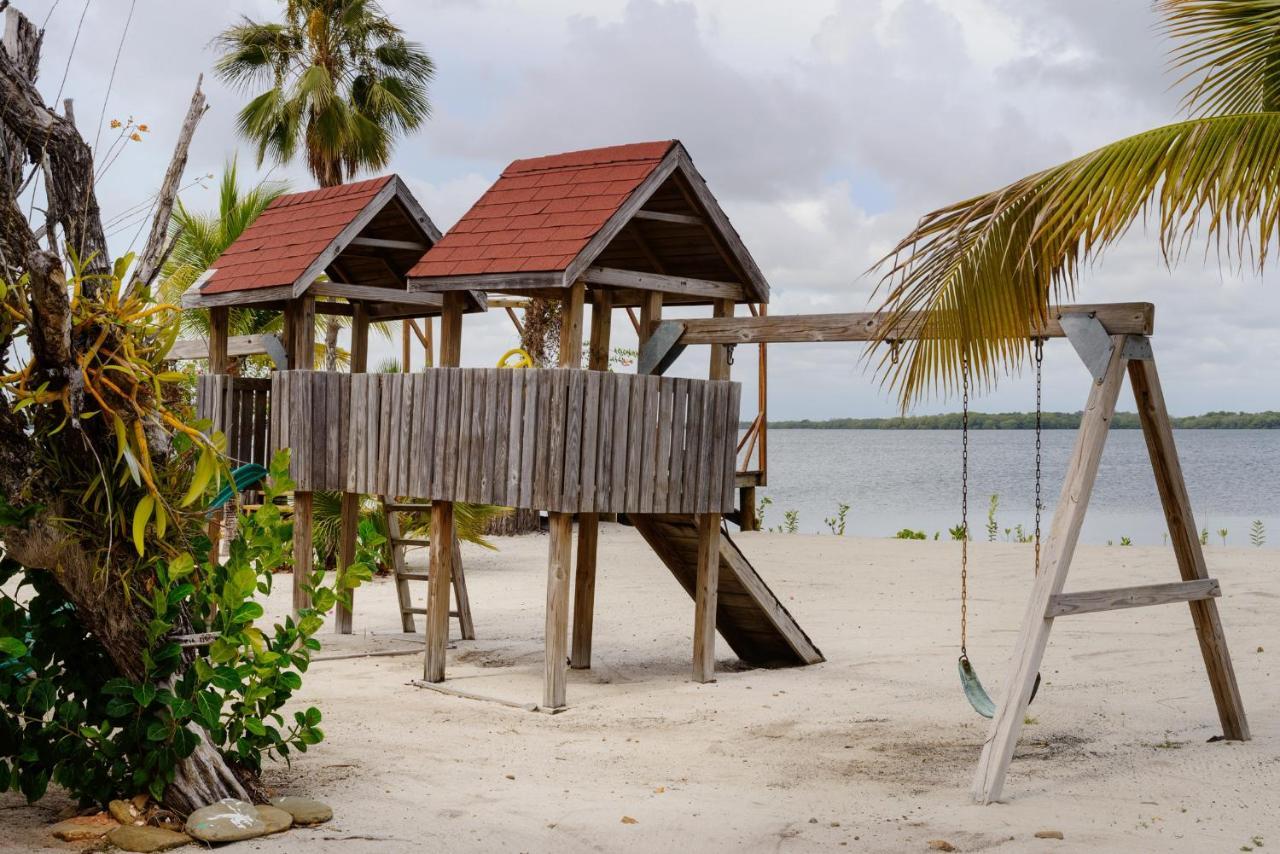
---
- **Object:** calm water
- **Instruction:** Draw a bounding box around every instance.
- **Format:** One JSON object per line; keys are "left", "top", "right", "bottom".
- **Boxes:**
{"left": 754, "top": 429, "right": 1280, "bottom": 547}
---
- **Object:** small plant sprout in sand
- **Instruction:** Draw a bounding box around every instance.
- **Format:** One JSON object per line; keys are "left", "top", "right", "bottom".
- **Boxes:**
{"left": 1251, "top": 520, "right": 1266, "bottom": 548}
{"left": 755, "top": 495, "right": 772, "bottom": 532}
{"left": 986, "top": 494, "right": 999, "bottom": 542}
{"left": 1200, "top": 527, "right": 1210, "bottom": 546}
{"left": 825, "top": 502, "right": 850, "bottom": 536}
{"left": 1219, "top": 528, "right": 1229, "bottom": 547}
{"left": 1120, "top": 537, "right": 1132, "bottom": 547}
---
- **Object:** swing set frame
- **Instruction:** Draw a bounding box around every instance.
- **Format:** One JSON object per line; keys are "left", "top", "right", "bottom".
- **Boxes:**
{"left": 640, "top": 300, "right": 1250, "bottom": 803}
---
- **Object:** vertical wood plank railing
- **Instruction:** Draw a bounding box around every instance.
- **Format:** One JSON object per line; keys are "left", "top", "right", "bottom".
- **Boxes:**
{"left": 195, "top": 375, "right": 274, "bottom": 468}
{"left": 266, "top": 368, "right": 740, "bottom": 514}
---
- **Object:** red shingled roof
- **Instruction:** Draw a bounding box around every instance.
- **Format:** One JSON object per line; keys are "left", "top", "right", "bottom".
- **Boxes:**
{"left": 200, "top": 175, "right": 394, "bottom": 295}
{"left": 408, "top": 140, "right": 676, "bottom": 279}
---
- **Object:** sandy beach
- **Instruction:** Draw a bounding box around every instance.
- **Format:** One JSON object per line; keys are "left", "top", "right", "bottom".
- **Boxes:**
{"left": 4, "top": 525, "right": 1277, "bottom": 853}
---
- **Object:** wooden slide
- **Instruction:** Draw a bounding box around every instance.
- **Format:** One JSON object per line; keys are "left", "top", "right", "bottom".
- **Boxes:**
{"left": 631, "top": 514, "right": 824, "bottom": 668}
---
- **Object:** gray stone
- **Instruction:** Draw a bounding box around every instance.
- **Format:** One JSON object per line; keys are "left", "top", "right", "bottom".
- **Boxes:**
{"left": 106, "top": 825, "right": 191, "bottom": 852}
{"left": 184, "top": 798, "right": 267, "bottom": 843}
{"left": 270, "top": 796, "right": 333, "bottom": 826}
{"left": 255, "top": 804, "right": 294, "bottom": 834}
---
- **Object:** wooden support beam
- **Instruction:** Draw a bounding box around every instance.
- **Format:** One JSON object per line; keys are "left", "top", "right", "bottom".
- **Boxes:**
{"left": 571, "top": 289, "right": 613, "bottom": 670}
{"left": 424, "top": 502, "right": 454, "bottom": 682}
{"left": 545, "top": 512, "right": 573, "bottom": 708}
{"left": 582, "top": 266, "right": 745, "bottom": 302}
{"left": 311, "top": 280, "right": 445, "bottom": 307}
{"left": 292, "top": 492, "right": 313, "bottom": 614}
{"left": 639, "top": 291, "right": 663, "bottom": 346}
{"left": 971, "top": 334, "right": 1129, "bottom": 804}
{"left": 1047, "top": 579, "right": 1220, "bottom": 618}
{"left": 440, "top": 293, "right": 464, "bottom": 367}
{"left": 347, "top": 236, "right": 428, "bottom": 252}
{"left": 169, "top": 333, "right": 284, "bottom": 363}
{"left": 657, "top": 303, "right": 1155, "bottom": 346}
{"left": 207, "top": 307, "right": 229, "bottom": 374}
{"left": 633, "top": 208, "right": 705, "bottom": 227}
{"left": 738, "top": 486, "right": 757, "bottom": 532}
{"left": 335, "top": 303, "right": 369, "bottom": 636}
{"left": 693, "top": 513, "right": 721, "bottom": 683}
{"left": 1129, "top": 355, "right": 1248, "bottom": 741}
{"left": 284, "top": 296, "right": 316, "bottom": 370}
{"left": 709, "top": 299, "right": 734, "bottom": 381}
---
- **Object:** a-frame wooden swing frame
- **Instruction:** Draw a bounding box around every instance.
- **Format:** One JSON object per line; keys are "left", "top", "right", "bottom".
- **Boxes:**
{"left": 640, "top": 300, "right": 1250, "bottom": 803}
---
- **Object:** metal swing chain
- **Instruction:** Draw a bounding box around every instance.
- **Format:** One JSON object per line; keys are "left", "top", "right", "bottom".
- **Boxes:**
{"left": 960, "top": 354, "right": 970, "bottom": 658}
{"left": 1034, "top": 337, "right": 1044, "bottom": 576}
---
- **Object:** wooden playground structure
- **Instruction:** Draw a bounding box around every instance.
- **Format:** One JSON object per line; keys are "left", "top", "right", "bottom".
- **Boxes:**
{"left": 184, "top": 140, "right": 1248, "bottom": 803}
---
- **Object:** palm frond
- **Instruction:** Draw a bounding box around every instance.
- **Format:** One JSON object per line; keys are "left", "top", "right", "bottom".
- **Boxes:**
{"left": 1163, "top": 0, "right": 1280, "bottom": 115}
{"left": 873, "top": 110, "right": 1280, "bottom": 406}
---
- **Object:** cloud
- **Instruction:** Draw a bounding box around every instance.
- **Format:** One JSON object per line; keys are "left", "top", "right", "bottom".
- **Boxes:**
{"left": 15, "top": 0, "right": 1279, "bottom": 415}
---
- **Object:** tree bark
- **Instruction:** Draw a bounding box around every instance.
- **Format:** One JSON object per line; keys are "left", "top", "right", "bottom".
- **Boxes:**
{"left": 0, "top": 6, "right": 254, "bottom": 813}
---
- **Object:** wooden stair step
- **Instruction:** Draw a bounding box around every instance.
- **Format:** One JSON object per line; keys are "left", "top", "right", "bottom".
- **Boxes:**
{"left": 385, "top": 502, "right": 432, "bottom": 512}
{"left": 1047, "top": 578, "right": 1220, "bottom": 618}
{"left": 404, "top": 607, "right": 462, "bottom": 617}
{"left": 390, "top": 537, "right": 431, "bottom": 548}
{"left": 396, "top": 572, "right": 430, "bottom": 581}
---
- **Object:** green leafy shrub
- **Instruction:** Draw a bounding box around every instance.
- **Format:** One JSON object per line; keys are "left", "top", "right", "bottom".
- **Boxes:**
{"left": 0, "top": 451, "right": 369, "bottom": 807}
{"left": 824, "top": 502, "right": 850, "bottom": 536}
{"left": 1251, "top": 519, "right": 1266, "bottom": 548}
{"left": 894, "top": 528, "right": 927, "bottom": 540}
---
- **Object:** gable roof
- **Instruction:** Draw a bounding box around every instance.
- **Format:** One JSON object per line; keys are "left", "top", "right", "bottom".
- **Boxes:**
{"left": 407, "top": 141, "right": 673, "bottom": 279}
{"left": 407, "top": 141, "right": 769, "bottom": 304}
{"left": 182, "top": 174, "right": 482, "bottom": 313}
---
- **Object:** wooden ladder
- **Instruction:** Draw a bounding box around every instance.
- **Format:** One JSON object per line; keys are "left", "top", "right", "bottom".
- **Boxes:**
{"left": 381, "top": 499, "right": 475, "bottom": 640}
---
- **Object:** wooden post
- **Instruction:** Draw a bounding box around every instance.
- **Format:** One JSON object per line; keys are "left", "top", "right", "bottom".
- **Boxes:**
{"left": 285, "top": 296, "right": 316, "bottom": 616}
{"left": 423, "top": 294, "right": 465, "bottom": 680}
{"left": 424, "top": 502, "right": 453, "bottom": 682}
{"left": 545, "top": 281, "right": 586, "bottom": 703}
{"left": 207, "top": 307, "right": 230, "bottom": 554}
{"left": 545, "top": 512, "right": 573, "bottom": 708}
{"left": 572, "top": 290, "right": 611, "bottom": 669}
{"left": 738, "top": 485, "right": 757, "bottom": 532}
{"left": 693, "top": 512, "right": 721, "bottom": 683}
{"left": 335, "top": 303, "right": 368, "bottom": 634}
{"left": 758, "top": 303, "right": 767, "bottom": 483}
{"left": 639, "top": 291, "right": 663, "bottom": 346}
{"left": 970, "top": 336, "right": 1128, "bottom": 803}
{"left": 1129, "top": 355, "right": 1249, "bottom": 741}
{"left": 423, "top": 317, "right": 434, "bottom": 368}
{"left": 709, "top": 299, "right": 734, "bottom": 381}
{"left": 401, "top": 318, "right": 411, "bottom": 371}
{"left": 208, "top": 307, "right": 229, "bottom": 374}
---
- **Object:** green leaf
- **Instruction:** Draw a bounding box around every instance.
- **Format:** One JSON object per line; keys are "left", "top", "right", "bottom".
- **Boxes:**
{"left": 181, "top": 447, "right": 216, "bottom": 508}
{"left": 169, "top": 553, "right": 195, "bottom": 580}
{"left": 0, "top": 636, "right": 28, "bottom": 657}
{"left": 304, "top": 707, "right": 321, "bottom": 726}
{"left": 232, "top": 602, "right": 264, "bottom": 624}
{"left": 132, "top": 495, "right": 154, "bottom": 556}
{"left": 244, "top": 717, "right": 266, "bottom": 736}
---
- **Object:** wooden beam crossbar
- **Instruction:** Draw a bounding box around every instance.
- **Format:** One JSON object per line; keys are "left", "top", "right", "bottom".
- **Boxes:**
{"left": 1047, "top": 579, "right": 1221, "bottom": 618}
{"left": 582, "top": 266, "right": 745, "bottom": 301}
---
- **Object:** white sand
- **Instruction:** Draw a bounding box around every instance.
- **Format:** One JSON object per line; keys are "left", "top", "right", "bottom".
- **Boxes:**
{"left": 5, "top": 526, "right": 1277, "bottom": 852}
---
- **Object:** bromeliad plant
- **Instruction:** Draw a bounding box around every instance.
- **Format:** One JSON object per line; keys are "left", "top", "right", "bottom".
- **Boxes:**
{"left": 0, "top": 452, "right": 371, "bottom": 806}
{"left": 1, "top": 250, "right": 220, "bottom": 559}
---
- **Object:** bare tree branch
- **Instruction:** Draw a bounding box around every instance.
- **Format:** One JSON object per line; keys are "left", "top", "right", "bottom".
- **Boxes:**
{"left": 131, "top": 75, "right": 207, "bottom": 293}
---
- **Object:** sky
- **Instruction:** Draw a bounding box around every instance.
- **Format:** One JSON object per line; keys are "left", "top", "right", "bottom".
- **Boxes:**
{"left": 14, "top": 0, "right": 1280, "bottom": 418}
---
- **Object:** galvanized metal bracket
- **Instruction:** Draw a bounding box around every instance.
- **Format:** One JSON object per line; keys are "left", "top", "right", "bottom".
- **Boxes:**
{"left": 637, "top": 320, "right": 687, "bottom": 376}
{"left": 261, "top": 333, "right": 289, "bottom": 370}
{"left": 1061, "top": 312, "right": 1152, "bottom": 383}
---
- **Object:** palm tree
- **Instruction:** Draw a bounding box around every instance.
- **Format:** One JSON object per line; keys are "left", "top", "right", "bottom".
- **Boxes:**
{"left": 872, "top": 0, "right": 1280, "bottom": 404}
{"left": 214, "top": 0, "right": 435, "bottom": 370}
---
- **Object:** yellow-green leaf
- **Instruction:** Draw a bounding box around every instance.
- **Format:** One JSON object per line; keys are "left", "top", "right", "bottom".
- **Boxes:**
{"left": 112, "top": 415, "right": 128, "bottom": 463}
{"left": 154, "top": 502, "right": 167, "bottom": 539}
{"left": 180, "top": 447, "right": 215, "bottom": 507}
{"left": 132, "top": 495, "right": 154, "bottom": 556}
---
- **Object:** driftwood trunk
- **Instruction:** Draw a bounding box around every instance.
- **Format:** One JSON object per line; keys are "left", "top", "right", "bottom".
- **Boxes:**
{"left": 0, "top": 6, "right": 250, "bottom": 813}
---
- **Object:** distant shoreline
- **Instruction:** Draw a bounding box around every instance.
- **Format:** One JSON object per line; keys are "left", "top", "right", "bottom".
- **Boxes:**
{"left": 759, "top": 411, "right": 1280, "bottom": 430}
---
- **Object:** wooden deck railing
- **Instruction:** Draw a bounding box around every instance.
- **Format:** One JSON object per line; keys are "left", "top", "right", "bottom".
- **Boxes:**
{"left": 195, "top": 376, "right": 273, "bottom": 468}
{"left": 259, "top": 368, "right": 739, "bottom": 514}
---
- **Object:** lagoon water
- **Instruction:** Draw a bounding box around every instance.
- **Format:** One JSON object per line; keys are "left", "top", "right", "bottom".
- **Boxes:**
{"left": 754, "top": 428, "right": 1279, "bottom": 547}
